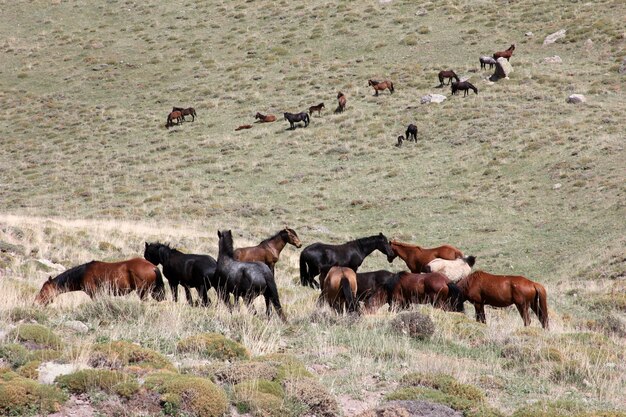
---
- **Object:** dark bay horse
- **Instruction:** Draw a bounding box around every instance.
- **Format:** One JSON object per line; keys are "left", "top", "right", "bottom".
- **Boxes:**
{"left": 405, "top": 124, "right": 417, "bottom": 142}
{"left": 284, "top": 112, "right": 310, "bottom": 129}
{"left": 451, "top": 81, "right": 478, "bottom": 96}
{"left": 166, "top": 110, "right": 183, "bottom": 128}
{"left": 172, "top": 107, "right": 196, "bottom": 122}
{"left": 319, "top": 266, "right": 359, "bottom": 314}
{"left": 299, "top": 233, "right": 394, "bottom": 289}
{"left": 336, "top": 92, "right": 347, "bottom": 113}
{"left": 356, "top": 270, "right": 399, "bottom": 313}
{"left": 493, "top": 44, "right": 515, "bottom": 61}
{"left": 456, "top": 271, "right": 549, "bottom": 328}
{"left": 35, "top": 258, "right": 165, "bottom": 305}
{"left": 216, "top": 230, "right": 286, "bottom": 322}
{"left": 389, "top": 271, "right": 464, "bottom": 312}
{"left": 438, "top": 70, "right": 460, "bottom": 87}
{"left": 144, "top": 242, "right": 217, "bottom": 306}
{"left": 388, "top": 241, "right": 464, "bottom": 273}
{"left": 255, "top": 112, "right": 276, "bottom": 122}
{"left": 308, "top": 103, "right": 325, "bottom": 116}
{"left": 233, "top": 228, "right": 302, "bottom": 274}
{"left": 368, "top": 79, "right": 394, "bottom": 96}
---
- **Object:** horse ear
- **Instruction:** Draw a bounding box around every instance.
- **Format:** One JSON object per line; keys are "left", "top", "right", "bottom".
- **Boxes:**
{"left": 47, "top": 276, "right": 52, "bottom": 282}
{"left": 217, "top": 231, "right": 222, "bottom": 238}
{"left": 145, "top": 242, "right": 148, "bottom": 248}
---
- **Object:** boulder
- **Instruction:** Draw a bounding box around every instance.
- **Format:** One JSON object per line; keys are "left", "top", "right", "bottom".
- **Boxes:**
{"left": 544, "top": 55, "right": 562, "bottom": 64}
{"left": 38, "top": 362, "right": 84, "bottom": 385}
{"left": 420, "top": 94, "right": 446, "bottom": 104}
{"left": 525, "top": 31, "right": 533, "bottom": 37}
{"left": 567, "top": 94, "right": 586, "bottom": 104}
{"left": 490, "top": 57, "right": 513, "bottom": 81}
{"left": 62, "top": 321, "right": 89, "bottom": 334}
{"left": 544, "top": 29, "right": 566, "bottom": 45}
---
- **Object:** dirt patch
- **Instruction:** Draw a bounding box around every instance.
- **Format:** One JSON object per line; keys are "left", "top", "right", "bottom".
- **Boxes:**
{"left": 355, "top": 400, "right": 463, "bottom": 417}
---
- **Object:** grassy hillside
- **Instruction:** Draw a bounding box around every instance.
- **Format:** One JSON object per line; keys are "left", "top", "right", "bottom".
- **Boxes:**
{"left": 1, "top": 0, "right": 625, "bottom": 415}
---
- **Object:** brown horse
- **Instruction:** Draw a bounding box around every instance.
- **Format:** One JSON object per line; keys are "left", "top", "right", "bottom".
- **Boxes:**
{"left": 35, "top": 258, "right": 165, "bottom": 305}
{"left": 172, "top": 107, "right": 196, "bottom": 122}
{"left": 368, "top": 79, "right": 394, "bottom": 96}
{"left": 388, "top": 240, "right": 464, "bottom": 273}
{"left": 456, "top": 271, "right": 549, "bottom": 329}
{"left": 390, "top": 271, "right": 464, "bottom": 311}
{"left": 255, "top": 112, "right": 276, "bottom": 123}
{"left": 235, "top": 124, "right": 253, "bottom": 131}
{"left": 233, "top": 228, "right": 302, "bottom": 274}
{"left": 166, "top": 110, "right": 183, "bottom": 128}
{"left": 320, "top": 266, "right": 359, "bottom": 314}
{"left": 493, "top": 44, "right": 515, "bottom": 61}
{"left": 308, "top": 103, "right": 325, "bottom": 116}
{"left": 438, "top": 70, "right": 460, "bottom": 87}
{"left": 336, "top": 92, "right": 347, "bottom": 113}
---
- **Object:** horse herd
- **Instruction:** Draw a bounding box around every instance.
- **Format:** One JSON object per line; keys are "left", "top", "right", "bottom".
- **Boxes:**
{"left": 35, "top": 227, "right": 548, "bottom": 329}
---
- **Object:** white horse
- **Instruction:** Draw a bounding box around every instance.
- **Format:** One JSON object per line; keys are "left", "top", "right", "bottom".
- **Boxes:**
{"left": 425, "top": 256, "right": 476, "bottom": 281}
{"left": 479, "top": 56, "right": 496, "bottom": 69}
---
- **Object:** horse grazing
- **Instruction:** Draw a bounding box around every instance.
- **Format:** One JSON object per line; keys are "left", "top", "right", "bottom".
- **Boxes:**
{"left": 216, "top": 230, "right": 286, "bottom": 321}
{"left": 356, "top": 270, "right": 399, "bottom": 313}
{"left": 299, "top": 233, "right": 394, "bottom": 289}
{"left": 144, "top": 242, "right": 217, "bottom": 306}
{"left": 451, "top": 81, "right": 478, "bottom": 97}
{"left": 255, "top": 112, "right": 276, "bottom": 123}
{"left": 456, "top": 271, "right": 549, "bottom": 329}
{"left": 35, "top": 258, "right": 165, "bottom": 305}
{"left": 438, "top": 70, "right": 460, "bottom": 87}
{"left": 320, "top": 266, "right": 359, "bottom": 314}
{"left": 233, "top": 228, "right": 302, "bottom": 274}
{"left": 479, "top": 56, "right": 496, "bottom": 69}
{"left": 308, "top": 103, "right": 325, "bottom": 116}
{"left": 166, "top": 111, "right": 183, "bottom": 128}
{"left": 405, "top": 124, "right": 417, "bottom": 142}
{"left": 493, "top": 44, "right": 515, "bottom": 61}
{"left": 368, "top": 79, "right": 394, "bottom": 96}
{"left": 388, "top": 240, "right": 464, "bottom": 273}
{"left": 396, "top": 136, "right": 405, "bottom": 147}
{"left": 425, "top": 256, "right": 476, "bottom": 281}
{"left": 336, "top": 92, "right": 347, "bottom": 113}
{"left": 390, "top": 271, "right": 464, "bottom": 312}
{"left": 172, "top": 107, "right": 197, "bottom": 122}
{"left": 284, "top": 112, "right": 310, "bottom": 129}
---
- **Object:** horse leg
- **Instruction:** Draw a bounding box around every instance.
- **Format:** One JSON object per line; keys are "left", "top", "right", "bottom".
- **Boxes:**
{"left": 200, "top": 285, "right": 210, "bottom": 307}
{"left": 169, "top": 281, "right": 179, "bottom": 302}
{"left": 474, "top": 303, "right": 486, "bottom": 323}
{"left": 516, "top": 303, "right": 531, "bottom": 326}
{"left": 183, "top": 286, "right": 194, "bottom": 306}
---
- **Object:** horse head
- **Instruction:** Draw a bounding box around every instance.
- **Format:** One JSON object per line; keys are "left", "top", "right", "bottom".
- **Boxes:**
{"left": 144, "top": 242, "right": 165, "bottom": 266}
{"left": 35, "top": 276, "right": 57, "bottom": 306}
{"left": 255, "top": 112, "right": 262, "bottom": 120}
{"left": 284, "top": 227, "right": 302, "bottom": 248}
{"left": 217, "top": 229, "right": 235, "bottom": 257}
{"left": 375, "top": 233, "right": 395, "bottom": 262}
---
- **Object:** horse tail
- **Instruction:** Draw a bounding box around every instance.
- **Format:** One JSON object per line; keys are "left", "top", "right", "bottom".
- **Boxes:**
{"left": 446, "top": 282, "right": 465, "bottom": 312}
{"left": 340, "top": 275, "right": 357, "bottom": 313}
{"left": 464, "top": 255, "right": 476, "bottom": 268}
{"left": 389, "top": 81, "right": 394, "bottom": 93}
{"left": 264, "top": 275, "right": 286, "bottom": 321}
{"left": 305, "top": 113, "right": 310, "bottom": 124}
{"left": 534, "top": 284, "right": 549, "bottom": 329}
{"left": 151, "top": 267, "right": 166, "bottom": 301}
{"left": 454, "top": 72, "right": 460, "bottom": 82}
{"left": 299, "top": 253, "right": 311, "bottom": 287}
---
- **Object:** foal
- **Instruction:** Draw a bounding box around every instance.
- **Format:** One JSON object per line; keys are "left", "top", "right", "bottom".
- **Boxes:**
{"left": 255, "top": 112, "right": 276, "bottom": 123}
{"left": 405, "top": 124, "right": 417, "bottom": 142}
{"left": 308, "top": 103, "right": 325, "bottom": 116}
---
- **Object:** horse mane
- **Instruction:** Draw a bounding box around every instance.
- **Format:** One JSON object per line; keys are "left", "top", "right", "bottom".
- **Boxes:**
{"left": 260, "top": 229, "right": 288, "bottom": 245}
{"left": 52, "top": 261, "right": 92, "bottom": 288}
{"left": 390, "top": 240, "right": 421, "bottom": 249}
{"left": 354, "top": 234, "right": 385, "bottom": 248}
{"left": 219, "top": 230, "right": 235, "bottom": 257}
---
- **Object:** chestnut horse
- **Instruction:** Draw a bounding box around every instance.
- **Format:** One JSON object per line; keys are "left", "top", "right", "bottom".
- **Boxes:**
{"left": 166, "top": 110, "right": 183, "bottom": 128}
{"left": 308, "top": 103, "right": 325, "bottom": 116}
{"left": 368, "top": 79, "right": 394, "bottom": 96}
{"left": 389, "top": 271, "right": 464, "bottom": 312}
{"left": 493, "top": 44, "right": 515, "bottom": 61}
{"left": 172, "top": 107, "right": 196, "bottom": 122}
{"left": 336, "top": 92, "right": 347, "bottom": 113}
{"left": 388, "top": 240, "right": 464, "bottom": 273}
{"left": 35, "top": 258, "right": 165, "bottom": 305}
{"left": 233, "top": 228, "right": 302, "bottom": 274}
{"left": 456, "top": 271, "right": 549, "bottom": 329}
{"left": 320, "top": 266, "right": 359, "bottom": 314}
{"left": 255, "top": 112, "right": 276, "bottom": 123}
{"left": 438, "top": 70, "right": 460, "bottom": 87}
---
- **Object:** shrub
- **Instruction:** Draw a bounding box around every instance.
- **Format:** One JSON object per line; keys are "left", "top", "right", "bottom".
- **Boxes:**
{"left": 0, "top": 343, "right": 30, "bottom": 368}
{"left": 284, "top": 377, "right": 339, "bottom": 417}
{"left": 9, "top": 324, "right": 63, "bottom": 349}
{"left": 17, "top": 360, "right": 41, "bottom": 380}
{"left": 390, "top": 312, "right": 435, "bottom": 340}
{"left": 90, "top": 340, "right": 175, "bottom": 372}
{"left": 215, "top": 361, "right": 278, "bottom": 384}
{"left": 0, "top": 368, "right": 67, "bottom": 415}
{"left": 177, "top": 333, "right": 249, "bottom": 361}
{"left": 255, "top": 353, "right": 313, "bottom": 381}
{"left": 386, "top": 387, "right": 503, "bottom": 417}
{"left": 233, "top": 379, "right": 287, "bottom": 417}
{"left": 55, "top": 369, "right": 135, "bottom": 394}
{"left": 512, "top": 399, "right": 626, "bottom": 417}
{"left": 7, "top": 307, "right": 48, "bottom": 324}
{"left": 399, "top": 372, "right": 486, "bottom": 403}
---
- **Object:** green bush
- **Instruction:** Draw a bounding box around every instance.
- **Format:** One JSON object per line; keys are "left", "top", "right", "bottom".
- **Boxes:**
{"left": 17, "top": 360, "right": 41, "bottom": 380}
{"left": 9, "top": 324, "right": 63, "bottom": 349}
{"left": 90, "top": 340, "right": 175, "bottom": 372}
{"left": 55, "top": 369, "right": 135, "bottom": 394}
{"left": 0, "top": 368, "right": 67, "bottom": 415}
{"left": 215, "top": 361, "right": 278, "bottom": 384}
{"left": 0, "top": 343, "right": 30, "bottom": 368}
{"left": 390, "top": 312, "right": 435, "bottom": 340}
{"left": 177, "top": 333, "right": 249, "bottom": 361}
{"left": 399, "top": 372, "right": 486, "bottom": 403}
{"left": 233, "top": 379, "right": 287, "bottom": 417}
{"left": 255, "top": 353, "right": 313, "bottom": 381}
{"left": 284, "top": 377, "right": 339, "bottom": 417}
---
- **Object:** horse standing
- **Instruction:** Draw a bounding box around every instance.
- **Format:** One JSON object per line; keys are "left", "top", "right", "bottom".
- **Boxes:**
{"left": 172, "top": 107, "right": 197, "bottom": 122}
{"left": 216, "top": 230, "right": 286, "bottom": 321}
{"left": 425, "top": 256, "right": 476, "bottom": 281}
{"left": 368, "top": 79, "right": 394, "bottom": 96}
{"left": 493, "top": 44, "right": 515, "bottom": 61}
{"left": 308, "top": 103, "right": 325, "bottom": 116}
{"left": 233, "top": 228, "right": 302, "bottom": 274}
{"left": 438, "top": 70, "right": 460, "bottom": 87}
{"left": 166, "top": 111, "right": 183, "bottom": 128}
{"left": 284, "top": 112, "right": 310, "bottom": 129}
{"left": 319, "top": 266, "right": 359, "bottom": 314}
{"left": 355, "top": 270, "right": 399, "bottom": 313}
{"left": 336, "top": 92, "right": 347, "bottom": 113}
{"left": 451, "top": 81, "right": 478, "bottom": 97}
{"left": 456, "top": 271, "right": 549, "bottom": 328}
{"left": 389, "top": 271, "right": 464, "bottom": 312}
{"left": 144, "top": 242, "right": 217, "bottom": 306}
{"left": 405, "top": 124, "right": 417, "bottom": 142}
{"left": 255, "top": 112, "right": 276, "bottom": 123}
{"left": 299, "top": 233, "right": 394, "bottom": 289}
{"left": 479, "top": 56, "right": 496, "bottom": 69}
{"left": 388, "top": 240, "right": 464, "bottom": 273}
{"left": 35, "top": 258, "right": 165, "bottom": 305}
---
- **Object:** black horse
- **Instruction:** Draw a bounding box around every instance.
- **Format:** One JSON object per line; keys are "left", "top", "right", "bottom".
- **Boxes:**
{"left": 143, "top": 242, "right": 216, "bottom": 306}
{"left": 216, "top": 230, "right": 286, "bottom": 321}
{"left": 284, "top": 112, "right": 310, "bottom": 130}
{"left": 451, "top": 81, "right": 478, "bottom": 97}
{"left": 356, "top": 270, "right": 400, "bottom": 312}
{"left": 405, "top": 124, "right": 417, "bottom": 142}
{"left": 299, "top": 233, "right": 394, "bottom": 289}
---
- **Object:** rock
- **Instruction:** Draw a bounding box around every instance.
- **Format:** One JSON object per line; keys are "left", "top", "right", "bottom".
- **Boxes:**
{"left": 525, "top": 31, "right": 533, "bottom": 37}
{"left": 544, "top": 29, "right": 566, "bottom": 45}
{"left": 420, "top": 94, "right": 446, "bottom": 104}
{"left": 490, "top": 57, "right": 513, "bottom": 81}
{"left": 567, "top": 94, "right": 586, "bottom": 104}
{"left": 584, "top": 39, "right": 594, "bottom": 50}
{"left": 356, "top": 400, "right": 463, "bottom": 417}
{"left": 416, "top": 9, "right": 427, "bottom": 16}
{"left": 91, "top": 64, "right": 109, "bottom": 71}
{"left": 62, "top": 320, "right": 89, "bottom": 334}
{"left": 35, "top": 258, "right": 66, "bottom": 272}
{"left": 544, "top": 55, "right": 562, "bottom": 64}
{"left": 553, "top": 183, "right": 562, "bottom": 190}
{"left": 38, "top": 362, "right": 85, "bottom": 385}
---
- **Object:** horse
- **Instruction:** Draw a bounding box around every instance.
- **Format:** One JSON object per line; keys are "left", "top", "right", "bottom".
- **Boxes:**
{"left": 355, "top": 270, "right": 399, "bottom": 313}
{"left": 299, "top": 233, "right": 394, "bottom": 289}
{"left": 284, "top": 112, "right": 310, "bottom": 129}
{"left": 172, "top": 107, "right": 196, "bottom": 122}
{"left": 456, "top": 271, "right": 549, "bottom": 329}
{"left": 479, "top": 56, "right": 496, "bottom": 69}
{"left": 405, "top": 124, "right": 417, "bottom": 142}
{"left": 35, "top": 258, "right": 165, "bottom": 305}
{"left": 308, "top": 103, "right": 325, "bottom": 116}
{"left": 396, "top": 136, "right": 405, "bottom": 147}
{"left": 255, "top": 112, "right": 276, "bottom": 123}
{"left": 166, "top": 111, "right": 183, "bottom": 128}
{"left": 216, "top": 230, "right": 286, "bottom": 322}
{"left": 424, "top": 256, "right": 476, "bottom": 281}
{"left": 368, "top": 79, "right": 394, "bottom": 96}
{"left": 235, "top": 124, "right": 253, "bottom": 131}
{"left": 389, "top": 271, "right": 464, "bottom": 312}
{"left": 336, "top": 92, "right": 347, "bottom": 113}
{"left": 451, "top": 81, "right": 478, "bottom": 97}
{"left": 233, "top": 228, "right": 302, "bottom": 274}
{"left": 438, "top": 70, "right": 460, "bottom": 87}
{"left": 388, "top": 240, "right": 464, "bottom": 273}
{"left": 319, "top": 266, "right": 359, "bottom": 314}
{"left": 144, "top": 242, "right": 217, "bottom": 306}
{"left": 493, "top": 44, "right": 515, "bottom": 61}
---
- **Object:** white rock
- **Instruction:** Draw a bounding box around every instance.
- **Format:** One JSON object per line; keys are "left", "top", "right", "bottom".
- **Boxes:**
{"left": 525, "top": 31, "right": 533, "bottom": 37}
{"left": 553, "top": 183, "right": 562, "bottom": 190}
{"left": 421, "top": 94, "right": 447, "bottom": 104}
{"left": 36, "top": 258, "right": 66, "bottom": 271}
{"left": 584, "top": 39, "right": 594, "bottom": 49}
{"left": 544, "top": 29, "right": 566, "bottom": 45}
{"left": 544, "top": 55, "right": 562, "bottom": 64}
{"left": 63, "top": 320, "right": 89, "bottom": 334}
{"left": 567, "top": 94, "right": 586, "bottom": 104}
{"left": 38, "top": 362, "right": 85, "bottom": 385}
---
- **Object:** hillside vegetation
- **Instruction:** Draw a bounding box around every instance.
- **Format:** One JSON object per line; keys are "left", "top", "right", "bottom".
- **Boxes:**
{"left": 0, "top": 0, "right": 625, "bottom": 415}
